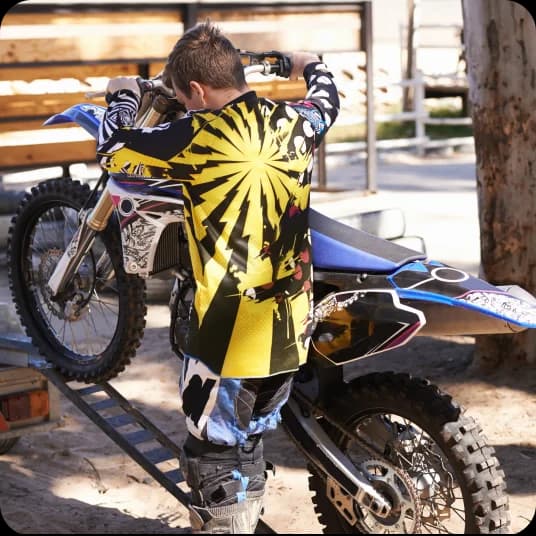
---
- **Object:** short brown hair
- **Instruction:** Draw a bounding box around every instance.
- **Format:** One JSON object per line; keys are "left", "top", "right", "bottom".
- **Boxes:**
{"left": 165, "top": 21, "right": 246, "bottom": 98}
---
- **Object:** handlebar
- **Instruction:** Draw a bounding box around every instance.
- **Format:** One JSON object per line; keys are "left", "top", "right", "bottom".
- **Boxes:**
{"left": 137, "top": 78, "right": 175, "bottom": 97}
{"left": 85, "top": 51, "right": 292, "bottom": 100}
{"left": 239, "top": 50, "right": 292, "bottom": 78}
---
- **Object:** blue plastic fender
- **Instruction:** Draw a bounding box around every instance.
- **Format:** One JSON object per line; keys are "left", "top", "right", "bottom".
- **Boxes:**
{"left": 43, "top": 104, "right": 105, "bottom": 140}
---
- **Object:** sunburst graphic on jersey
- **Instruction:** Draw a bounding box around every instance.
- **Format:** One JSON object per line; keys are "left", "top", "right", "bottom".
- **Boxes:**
{"left": 168, "top": 101, "right": 313, "bottom": 288}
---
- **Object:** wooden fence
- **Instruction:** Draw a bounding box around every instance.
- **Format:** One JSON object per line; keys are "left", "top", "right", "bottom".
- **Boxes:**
{"left": 0, "top": 1, "right": 367, "bottom": 176}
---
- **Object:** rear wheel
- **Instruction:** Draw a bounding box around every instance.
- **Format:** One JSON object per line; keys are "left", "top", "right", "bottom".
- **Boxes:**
{"left": 8, "top": 178, "right": 146, "bottom": 383}
{"left": 308, "top": 372, "right": 510, "bottom": 533}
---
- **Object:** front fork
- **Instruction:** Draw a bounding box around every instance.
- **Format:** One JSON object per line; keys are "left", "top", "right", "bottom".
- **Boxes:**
{"left": 47, "top": 89, "right": 167, "bottom": 298}
{"left": 47, "top": 188, "right": 115, "bottom": 296}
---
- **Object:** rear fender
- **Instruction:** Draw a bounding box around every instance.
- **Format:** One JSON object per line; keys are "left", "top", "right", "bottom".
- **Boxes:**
{"left": 390, "top": 261, "right": 536, "bottom": 335}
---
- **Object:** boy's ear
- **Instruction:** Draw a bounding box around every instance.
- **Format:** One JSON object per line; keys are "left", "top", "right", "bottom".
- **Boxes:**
{"left": 189, "top": 81, "right": 205, "bottom": 99}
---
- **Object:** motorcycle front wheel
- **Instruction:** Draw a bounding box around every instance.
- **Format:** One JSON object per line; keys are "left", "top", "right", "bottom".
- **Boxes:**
{"left": 8, "top": 178, "right": 146, "bottom": 383}
{"left": 308, "top": 371, "right": 510, "bottom": 534}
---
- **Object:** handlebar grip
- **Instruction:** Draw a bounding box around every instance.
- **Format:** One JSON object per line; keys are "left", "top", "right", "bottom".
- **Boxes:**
{"left": 278, "top": 55, "right": 292, "bottom": 78}
{"left": 104, "top": 78, "right": 149, "bottom": 104}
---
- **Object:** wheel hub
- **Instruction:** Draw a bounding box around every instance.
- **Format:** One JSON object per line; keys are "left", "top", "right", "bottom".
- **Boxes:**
{"left": 327, "top": 458, "right": 421, "bottom": 534}
{"left": 38, "top": 248, "right": 93, "bottom": 321}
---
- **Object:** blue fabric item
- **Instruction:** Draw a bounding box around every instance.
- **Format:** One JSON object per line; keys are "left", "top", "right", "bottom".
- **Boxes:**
{"left": 179, "top": 355, "right": 289, "bottom": 447}
{"left": 293, "top": 103, "right": 326, "bottom": 135}
{"left": 207, "top": 377, "right": 284, "bottom": 445}
{"left": 232, "top": 470, "right": 249, "bottom": 502}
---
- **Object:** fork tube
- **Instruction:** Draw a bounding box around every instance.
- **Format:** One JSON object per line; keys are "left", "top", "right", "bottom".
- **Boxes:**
{"left": 86, "top": 190, "right": 114, "bottom": 231}
{"left": 47, "top": 190, "right": 115, "bottom": 296}
{"left": 46, "top": 220, "right": 97, "bottom": 296}
{"left": 135, "top": 107, "right": 164, "bottom": 128}
{"left": 49, "top": 94, "right": 162, "bottom": 297}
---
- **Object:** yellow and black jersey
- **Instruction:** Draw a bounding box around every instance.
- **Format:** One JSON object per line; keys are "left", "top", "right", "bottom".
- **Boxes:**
{"left": 97, "top": 62, "right": 339, "bottom": 378}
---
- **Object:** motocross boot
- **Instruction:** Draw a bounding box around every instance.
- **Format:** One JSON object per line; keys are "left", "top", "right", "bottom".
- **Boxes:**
{"left": 187, "top": 494, "right": 264, "bottom": 534}
{"left": 180, "top": 434, "right": 269, "bottom": 534}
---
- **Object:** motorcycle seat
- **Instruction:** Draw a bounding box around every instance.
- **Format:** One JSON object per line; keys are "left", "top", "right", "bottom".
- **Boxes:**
{"left": 310, "top": 208, "right": 426, "bottom": 273}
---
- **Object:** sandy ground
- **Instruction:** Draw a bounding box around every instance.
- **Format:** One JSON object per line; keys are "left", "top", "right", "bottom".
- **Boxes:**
{"left": 1, "top": 295, "right": 535, "bottom": 534}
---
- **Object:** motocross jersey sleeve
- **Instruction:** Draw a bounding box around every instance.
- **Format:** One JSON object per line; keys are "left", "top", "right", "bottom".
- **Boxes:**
{"left": 290, "top": 62, "right": 340, "bottom": 147}
{"left": 97, "top": 63, "right": 339, "bottom": 379}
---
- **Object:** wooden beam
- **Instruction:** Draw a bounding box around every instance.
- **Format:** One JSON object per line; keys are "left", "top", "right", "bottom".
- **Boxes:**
{"left": 0, "top": 35, "right": 178, "bottom": 65}
{"left": 0, "top": 140, "right": 97, "bottom": 169}
{"left": 0, "top": 79, "right": 307, "bottom": 172}
{"left": 0, "top": 63, "right": 140, "bottom": 82}
{"left": 198, "top": 9, "right": 361, "bottom": 53}
{"left": 0, "top": 119, "right": 52, "bottom": 134}
{"left": 0, "top": 80, "right": 306, "bottom": 122}
{"left": 149, "top": 63, "right": 167, "bottom": 78}
{"left": 0, "top": 11, "right": 183, "bottom": 64}
{"left": 249, "top": 80, "right": 307, "bottom": 101}
{"left": 0, "top": 10, "right": 183, "bottom": 27}
{"left": 0, "top": 92, "right": 106, "bottom": 119}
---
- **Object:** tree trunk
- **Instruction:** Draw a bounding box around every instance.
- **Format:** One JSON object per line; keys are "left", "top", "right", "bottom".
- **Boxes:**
{"left": 403, "top": 0, "right": 416, "bottom": 111}
{"left": 462, "top": 0, "right": 536, "bottom": 368}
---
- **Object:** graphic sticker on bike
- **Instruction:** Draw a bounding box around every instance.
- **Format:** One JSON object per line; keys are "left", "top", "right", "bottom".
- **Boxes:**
{"left": 311, "top": 289, "right": 425, "bottom": 364}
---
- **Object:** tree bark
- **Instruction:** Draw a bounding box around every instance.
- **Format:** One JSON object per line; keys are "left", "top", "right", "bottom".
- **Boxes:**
{"left": 403, "top": 0, "right": 416, "bottom": 111}
{"left": 462, "top": 0, "right": 536, "bottom": 368}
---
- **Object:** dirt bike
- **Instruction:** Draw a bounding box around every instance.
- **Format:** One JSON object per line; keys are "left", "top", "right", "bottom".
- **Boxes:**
{"left": 7, "top": 51, "right": 536, "bottom": 534}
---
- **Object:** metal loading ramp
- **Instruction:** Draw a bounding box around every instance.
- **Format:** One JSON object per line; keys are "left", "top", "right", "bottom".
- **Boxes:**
{"left": 0, "top": 333, "right": 276, "bottom": 534}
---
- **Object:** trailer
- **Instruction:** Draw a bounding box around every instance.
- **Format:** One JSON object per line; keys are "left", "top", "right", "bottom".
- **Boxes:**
{"left": 0, "top": 303, "right": 62, "bottom": 454}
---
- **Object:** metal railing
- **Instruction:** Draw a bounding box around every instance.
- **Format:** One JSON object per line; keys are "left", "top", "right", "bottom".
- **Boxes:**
{"left": 332, "top": 69, "right": 472, "bottom": 158}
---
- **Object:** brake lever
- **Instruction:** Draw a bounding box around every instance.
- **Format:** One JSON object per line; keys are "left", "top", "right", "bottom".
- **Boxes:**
{"left": 137, "top": 77, "right": 175, "bottom": 98}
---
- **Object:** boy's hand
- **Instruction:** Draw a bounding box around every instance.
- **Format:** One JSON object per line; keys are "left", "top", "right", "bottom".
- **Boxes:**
{"left": 106, "top": 77, "right": 141, "bottom": 98}
{"left": 288, "top": 52, "right": 321, "bottom": 80}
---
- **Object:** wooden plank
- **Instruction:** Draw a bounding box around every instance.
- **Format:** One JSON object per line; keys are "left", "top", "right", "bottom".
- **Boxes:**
{"left": 0, "top": 67, "right": 304, "bottom": 94}
{"left": 0, "top": 126, "right": 94, "bottom": 146}
{"left": 0, "top": 83, "right": 303, "bottom": 129}
{"left": 0, "top": 119, "right": 59, "bottom": 134}
{"left": 0, "top": 10, "right": 183, "bottom": 27}
{"left": 0, "top": 82, "right": 306, "bottom": 132}
{"left": 249, "top": 80, "right": 307, "bottom": 101}
{"left": 0, "top": 140, "right": 97, "bottom": 169}
{"left": 149, "top": 63, "right": 167, "bottom": 78}
{"left": 198, "top": 9, "right": 361, "bottom": 52}
{"left": 0, "top": 34, "right": 179, "bottom": 64}
{"left": 0, "top": 63, "right": 140, "bottom": 82}
{"left": 0, "top": 92, "right": 106, "bottom": 120}
{"left": 0, "top": 11, "right": 183, "bottom": 65}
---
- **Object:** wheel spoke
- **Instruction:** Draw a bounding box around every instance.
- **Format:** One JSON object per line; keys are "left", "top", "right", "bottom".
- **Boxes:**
{"left": 306, "top": 375, "right": 508, "bottom": 535}
{"left": 23, "top": 206, "right": 120, "bottom": 357}
{"left": 10, "top": 180, "right": 146, "bottom": 384}
{"left": 346, "top": 412, "right": 467, "bottom": 533}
